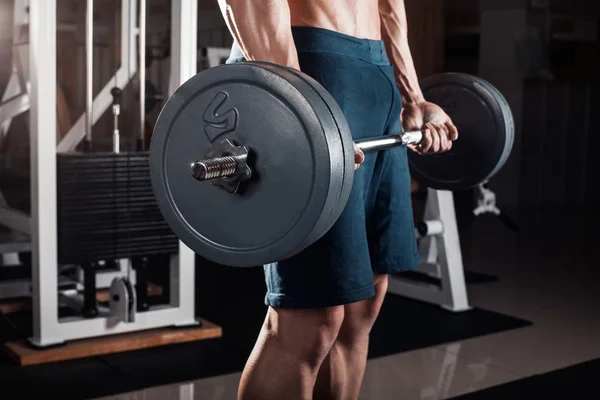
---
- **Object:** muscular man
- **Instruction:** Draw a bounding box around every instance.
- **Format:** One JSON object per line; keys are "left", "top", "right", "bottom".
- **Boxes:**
{"left": 218, "top": 1, "right": 458, "bottom": 399}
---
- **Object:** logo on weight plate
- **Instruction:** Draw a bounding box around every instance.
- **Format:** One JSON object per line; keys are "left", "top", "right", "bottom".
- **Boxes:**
{"left": 203, "top": 92, "right": 239, "bottom": 142}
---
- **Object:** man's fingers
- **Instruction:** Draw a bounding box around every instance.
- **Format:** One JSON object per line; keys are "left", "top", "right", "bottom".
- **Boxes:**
{"left": 414, "top": 122, "right": 456, "bottom": 155}
{"left": 442, "top": 123, "right": 453, "bottom": 151}
{"left": 420, "top": 126, "right": 433, "bottom": 154}
{"left": 353, "top": 143, "right": 365, "bottom": 170}
{"left": 354, "top": 144, "right": 364, "bottom": 163}
{"left": 447, "top": 123, "right": 459, "bottom": 141}
{"left": 430, "top": 124, "right": 441, "bottom": 153}
{"left": 437, "top": 124, "right": 449, "bottom": 152}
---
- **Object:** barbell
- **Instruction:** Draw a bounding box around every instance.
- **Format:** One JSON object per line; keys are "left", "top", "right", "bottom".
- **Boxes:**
{"left": 149, "top": 62, "right": 514, "bottom": 267}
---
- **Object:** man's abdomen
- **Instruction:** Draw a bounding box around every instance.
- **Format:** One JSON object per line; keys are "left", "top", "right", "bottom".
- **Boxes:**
{"left": 288, "top": 0, "right": 382, "bottom": 41}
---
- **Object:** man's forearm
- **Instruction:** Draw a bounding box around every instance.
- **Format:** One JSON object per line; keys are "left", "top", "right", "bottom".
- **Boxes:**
{"left": 379, "top": 0, "right": 424, "bottom": 105}
{"left": 218, "top": 0, "right": 300, "bottom": 70}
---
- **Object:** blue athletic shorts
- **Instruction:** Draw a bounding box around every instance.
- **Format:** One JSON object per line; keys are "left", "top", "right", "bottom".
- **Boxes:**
{"left": 227, "top": 26, "right": 420, "bottom": 308}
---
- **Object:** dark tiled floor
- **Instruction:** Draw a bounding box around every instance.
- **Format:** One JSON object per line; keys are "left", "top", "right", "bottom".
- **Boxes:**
{"left": 96, "top": 209, "right": 598, "bottom": 399}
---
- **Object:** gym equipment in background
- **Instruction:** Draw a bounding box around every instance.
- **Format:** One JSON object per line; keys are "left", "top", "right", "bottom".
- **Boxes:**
{"left": 0, "top": 0, "right": 201, "bottom": 349}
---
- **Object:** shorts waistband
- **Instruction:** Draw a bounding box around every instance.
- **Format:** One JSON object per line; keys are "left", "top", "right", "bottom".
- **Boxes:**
{"left": 290, "top": 26, "right": 390, "bottom": 66}
{"left": 227, "top": 26, "right": 391, "bottom": 66}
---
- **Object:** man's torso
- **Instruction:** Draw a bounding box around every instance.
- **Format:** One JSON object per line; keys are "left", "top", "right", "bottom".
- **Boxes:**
{"left": 288, "top": 0, "right": 382, "bottom": 41}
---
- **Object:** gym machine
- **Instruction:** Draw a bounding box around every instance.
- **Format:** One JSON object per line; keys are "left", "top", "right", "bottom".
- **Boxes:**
{"left": 0, "top": 0, "right": 140, "bottom": 299}
{"left": 389, "top": 189, "right": 470, "bottom": 312}
{"left": 388, "top": 180, "right": 518, "bottom": 312}
{"left": 0, "top": 0, "right": 200, "bottom": 347}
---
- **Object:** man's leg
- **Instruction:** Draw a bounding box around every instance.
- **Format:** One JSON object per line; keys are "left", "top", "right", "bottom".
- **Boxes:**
{"left": 313, "top": 274, "right": 389, "bottom": 400}
{"left": 238, "top": 305, "right": 345, "bottom": 400}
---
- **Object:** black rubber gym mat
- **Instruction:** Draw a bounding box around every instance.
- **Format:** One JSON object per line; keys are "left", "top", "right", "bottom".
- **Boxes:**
{"left": 367, "top": 293, "right": 530, "bottom": 359}
{"left": 449, "top": 358, "right": 600, "bottom": 399}
{"left": 0, "top": 262, "right": 529, "bottom": 399}
{"left": 463, "top": 270, "right": 499, "bottom": 283}
{"left": 398, "top": 269, "right": 499, "bottom": 286}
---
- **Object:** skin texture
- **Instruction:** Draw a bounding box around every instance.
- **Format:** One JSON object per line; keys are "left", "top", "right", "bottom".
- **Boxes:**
{"left": 217, "top": 1, "right": 458, "bottom": 399}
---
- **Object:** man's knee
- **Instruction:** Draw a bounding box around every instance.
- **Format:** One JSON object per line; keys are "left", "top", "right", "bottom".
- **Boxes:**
{"left": 339, "top": 274, "right": 388, "bottom": 342}
{"left": 266, "top": 305, "right": 344, "bottom": 367}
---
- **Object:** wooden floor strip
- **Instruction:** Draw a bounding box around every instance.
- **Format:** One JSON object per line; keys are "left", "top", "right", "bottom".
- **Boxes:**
{"left": 4, "top": 318, "right": 222, "bottom": 366}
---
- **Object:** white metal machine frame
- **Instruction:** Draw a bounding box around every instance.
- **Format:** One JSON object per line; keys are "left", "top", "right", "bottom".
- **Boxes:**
{"left": 388, "top": 189, "right": 471, "bottom": 312}
{"left": 0, "top": 0, "right": 139, "bottom": 296}
{"left": 22, "top": 0, "right": 199, "bottom": 347}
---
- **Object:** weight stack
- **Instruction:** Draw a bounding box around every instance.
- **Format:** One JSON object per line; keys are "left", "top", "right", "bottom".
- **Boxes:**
{"left": 56, "top": 152, "right": 178, "bottom": 265}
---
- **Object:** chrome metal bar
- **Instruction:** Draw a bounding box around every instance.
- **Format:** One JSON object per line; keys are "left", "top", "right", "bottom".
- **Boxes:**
{"left": 192, "top": 130, "right": 424, "bottom": 182}
{"left": 138, "top": 0, "right": 146, "bottom": 147}
{"left": 112, "top": 108, "right": 120, "bottom": 153}
{"left": 85, "top": 0, "right": 94, "bottom": 147}
{"left": 355, "top": 130, "right": 422, "bottom": 153}
{"left": 111, "top": 87, "right": 121, "bottom": 153}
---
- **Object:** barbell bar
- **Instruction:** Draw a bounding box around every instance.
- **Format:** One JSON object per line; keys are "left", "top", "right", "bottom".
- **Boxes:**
{"left": 190, "top": 131, "right": 424, "bottom": 184}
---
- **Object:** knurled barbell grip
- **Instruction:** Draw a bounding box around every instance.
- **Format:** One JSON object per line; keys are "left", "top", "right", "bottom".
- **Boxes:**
{"left": 190, "top": 130, "right": 424, "bottom": 182}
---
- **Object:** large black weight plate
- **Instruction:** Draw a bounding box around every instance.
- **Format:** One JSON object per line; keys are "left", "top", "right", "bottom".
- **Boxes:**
{"left": 288, "top": 68, "right": 355, "bottom": 245}
{"left": 409, "top": 73, "right": 515, "bottom": 190}
{"left": 251, "top": 62, "right": 348, "bottom": 260}
{"left": 150, "top": 62, "right": 343, "bottom": 267}
{"left": 266, "top": 63, "right": 355, "bottom": 256}
{"left": 470, "top": 76, "right": 515, "bottom": 180}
